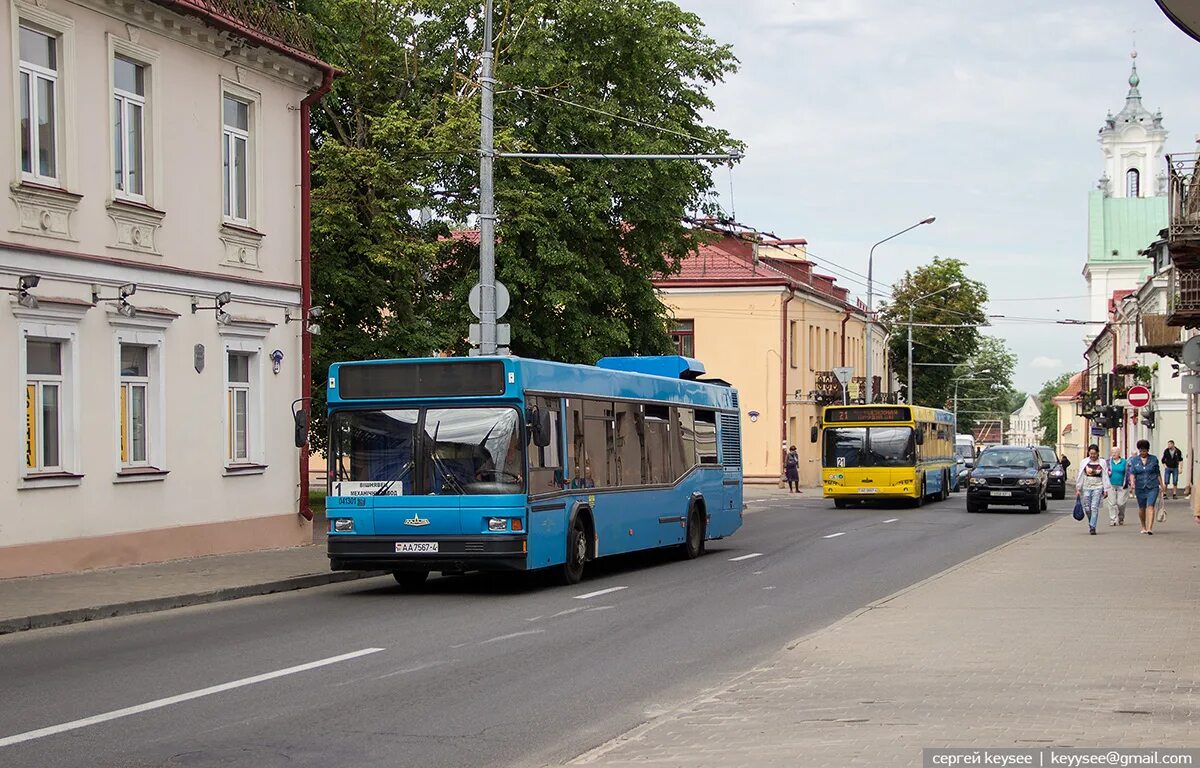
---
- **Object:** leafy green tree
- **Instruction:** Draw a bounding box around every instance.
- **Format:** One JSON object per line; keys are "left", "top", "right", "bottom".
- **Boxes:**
{"left": 878, "top": 257, "right": 988, "bottom": 408}
{"left": 1037, "top": 373, "right": 1073, "bottom": 446}
{"left": 949, "top": 336, "right": 1018, "bottom": 434}
{"left": 299, "top": 0, "right": 740, "bottom": 449}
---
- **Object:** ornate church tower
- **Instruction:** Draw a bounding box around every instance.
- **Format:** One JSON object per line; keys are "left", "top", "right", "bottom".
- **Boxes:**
{"left": 1084, "top": 52, "right": 1169, "bottom": 323}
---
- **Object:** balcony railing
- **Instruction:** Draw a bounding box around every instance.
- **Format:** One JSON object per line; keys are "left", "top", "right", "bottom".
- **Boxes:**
{"left": 807, "top": 374, "right": 895, "bottom": 405}
{"left": 1167, "top": 152, "right": 1200, "bottom": 258}
{"left": 1166, "top": 263, "right": 1200, "bottom": 327}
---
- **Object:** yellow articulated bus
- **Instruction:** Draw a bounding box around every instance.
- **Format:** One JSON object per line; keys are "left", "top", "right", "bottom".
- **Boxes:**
{"left": 811, "top": 404, "right": 958, "bottom": 508}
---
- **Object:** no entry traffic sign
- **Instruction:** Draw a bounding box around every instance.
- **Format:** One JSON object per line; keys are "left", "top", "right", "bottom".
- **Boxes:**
{"left": 1127, "top": 385, "right": 1152, "bottom": 409}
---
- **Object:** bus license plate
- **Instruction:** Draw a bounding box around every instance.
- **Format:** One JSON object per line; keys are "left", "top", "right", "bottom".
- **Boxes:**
{"left": 991, "top": 491, "right": 1012, "bottom": 497}
{"left": 396, "top": 542, "right": 438, "bottom": 553}
{"left": 857, "top": 488, "right": 878, "bottom": 494}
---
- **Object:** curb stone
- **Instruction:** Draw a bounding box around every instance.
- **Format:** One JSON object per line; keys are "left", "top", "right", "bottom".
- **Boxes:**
{"left": 565, "top": 515, "right": 1062, "bottom": 765}
{"left": 0, "top": 570, "right": 386, "bottom": 636}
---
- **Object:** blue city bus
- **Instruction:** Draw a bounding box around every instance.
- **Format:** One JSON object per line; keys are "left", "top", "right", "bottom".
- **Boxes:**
{"left": 324, "top": 355, "right": 743, "bottom": 588}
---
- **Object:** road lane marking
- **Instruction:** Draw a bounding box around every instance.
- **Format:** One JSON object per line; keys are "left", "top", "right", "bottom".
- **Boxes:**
{"left": 0, "top": 648, "right": 384, "bottom": 749}
{"left": 728, "top": 553, "right": 763, "bottom": 562}
{"left": 376, "top": 660, "right": 448, "bottom": 680}
{"left": 884, "top": 518, "right": 899, "bottom": 523}
{"left": 479, "top": 629, "right": 544, "bottom": 645}
{"left": 573, "top": 586, "right": 628, "bottom": 600}
{"left": 823, "top": 532, "right": 847, "bottom": 539}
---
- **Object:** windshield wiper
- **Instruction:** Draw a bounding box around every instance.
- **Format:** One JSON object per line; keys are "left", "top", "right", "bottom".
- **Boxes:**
{"left": 426, "top": 421, "right": 465, "bottom": 495}
{"left": 375, "top": 461, "right": 414, "bottom": 495}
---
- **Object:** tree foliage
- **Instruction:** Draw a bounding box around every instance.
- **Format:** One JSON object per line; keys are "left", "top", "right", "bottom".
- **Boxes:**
{"left": 878, "top": 257, "right": 988, "bottom": 409}
{"left": 949, "top": 336, "right": 1019, "bottom": 434}
{"left": 298, "top": 0, "right": 740, "bottom": 449}
{"left": 1037, "top": 373, "right": 1073, "bottom": 446}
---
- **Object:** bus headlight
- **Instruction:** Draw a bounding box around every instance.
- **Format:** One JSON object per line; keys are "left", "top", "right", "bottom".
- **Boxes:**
{"left": 488, "top": 518, "right": 507, "bottom": 532}
{"left": 333, "top": 518, "right": 355, "bottom": 532}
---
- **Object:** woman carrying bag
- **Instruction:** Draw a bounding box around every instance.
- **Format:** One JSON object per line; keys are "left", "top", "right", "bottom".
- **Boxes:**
{"left": 1075, "top": 444, "right": 1108, "bottom": 535}
{"left": 1129, "top": 439, "right": 1166, "bottom": 535}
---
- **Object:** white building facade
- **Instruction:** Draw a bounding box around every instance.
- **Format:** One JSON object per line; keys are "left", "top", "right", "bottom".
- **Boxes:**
{"left": 1006, "top": 395, "right": 1042, "bottom": 447}
{"left": 0, "top": 0, "right": 332, "bottom": 577}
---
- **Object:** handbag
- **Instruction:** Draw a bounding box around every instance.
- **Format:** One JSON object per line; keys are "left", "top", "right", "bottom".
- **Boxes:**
{"left": 1072, "top": 497, "right": 1085, "bottom": 521}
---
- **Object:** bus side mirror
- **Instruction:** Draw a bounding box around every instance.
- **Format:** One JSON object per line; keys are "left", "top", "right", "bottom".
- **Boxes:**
{"left": 914, "top": 430, "right": 925, "bottom": 446}
{"left": 810, "top": 426, "right": 818, "bottom": 443}
{"left": 294, "top": 410, "right": 308, "bottom": 448}
{"left": 528, "top": 406, "right": 552, "bottom": 448}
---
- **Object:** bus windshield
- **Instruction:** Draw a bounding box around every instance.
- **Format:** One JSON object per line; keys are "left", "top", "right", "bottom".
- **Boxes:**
{"left": 823, "top": 426, "right": 915, "bottom": 468}
{"left": 330, "top": 407, "right": 524, "bottom": 495}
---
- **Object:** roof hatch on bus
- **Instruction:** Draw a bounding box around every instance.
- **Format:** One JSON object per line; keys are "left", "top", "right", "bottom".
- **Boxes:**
{"left": 595, "top": 355, "right": 706, "bottom": 380}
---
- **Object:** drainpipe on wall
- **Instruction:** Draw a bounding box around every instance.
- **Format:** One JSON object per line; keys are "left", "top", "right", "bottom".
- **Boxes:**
{"left": 1111, "top": 324, "right": 1120, "bottom": 452}
{"left": 780, "top": 288, "right": 795, "bottom": 485}
{"left": 297, "top": 67, "right": 336, "bottom": 522}
{"left": 840, "top": 308, "right": 851, "bottom": 365}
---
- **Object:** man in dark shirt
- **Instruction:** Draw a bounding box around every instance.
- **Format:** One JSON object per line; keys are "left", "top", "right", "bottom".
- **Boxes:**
{"left": 1161, "top": 440, "right": 1184, "bottom": 499}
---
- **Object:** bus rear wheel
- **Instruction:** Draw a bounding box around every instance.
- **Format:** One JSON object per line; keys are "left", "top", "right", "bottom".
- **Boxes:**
{"left": 679, "top": 506, "right": 705, "bottom": 560}
{"left": 392, "top": 570, "right": 428, "bottom": 590}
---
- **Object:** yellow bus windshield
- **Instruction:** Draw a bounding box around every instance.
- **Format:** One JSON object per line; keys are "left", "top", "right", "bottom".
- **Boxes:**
{"left": 822, "top": 425, "right": 915, "bottom": 468}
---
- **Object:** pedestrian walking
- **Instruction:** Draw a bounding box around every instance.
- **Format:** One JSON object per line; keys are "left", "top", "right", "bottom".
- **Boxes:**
{"left": 1161, "top": 440, "right": 1183, "bottom": 499}
{"left": 1107, "top": 445, "right": 1129, "bottom": 526}
{"left": 1130, "top": 439, "right": 1166, "bottom": 535}
{"left": 1075, "top": 444, "right": 1108, "bottom": 535}
{"left": 785, "top": 446, "right": 800, "bottom": 493}
{"left": 1060, "top": 453, "right": 1071, "bottom": 474}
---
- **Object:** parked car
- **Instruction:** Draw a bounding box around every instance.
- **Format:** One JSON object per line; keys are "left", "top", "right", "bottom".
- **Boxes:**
{"left": 966, "top": 446, "right": 1048, "bottom": 513}
{"left": 1037, "top": 445, "right": 1066, "bottom": 499}
{"left": 955, "top": 456, "right": 968, "bottom": 491}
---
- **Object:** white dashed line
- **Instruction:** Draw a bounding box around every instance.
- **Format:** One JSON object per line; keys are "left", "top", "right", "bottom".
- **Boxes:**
{"left": 573, "top": 586, "right": 628, "bottom": 600}
{"left": 479, "top": 630, "right": 544, "bottom": 645}
{"left": 728, "top": 553, "right": 764, "bottom": 562}
{"left": 823, "top": 532, "right": 847, "bottom": 539}
{"left": 0, "top": 648, "right": 385, "bottom": 748}
{"left": 883, "top": 518, "right": 899, "bottom": 523}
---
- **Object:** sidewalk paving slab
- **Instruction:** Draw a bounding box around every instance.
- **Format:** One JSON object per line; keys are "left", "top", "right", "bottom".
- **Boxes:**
{"left": 569, "top": 503, "right": 1200, "bottom": 767}
{"left": 0, "top": 516, "right": 384, "bottom": 635}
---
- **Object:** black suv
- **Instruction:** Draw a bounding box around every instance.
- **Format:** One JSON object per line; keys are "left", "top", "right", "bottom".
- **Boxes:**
{"left": 1037, "top": 445, "right": 1066, "bottom": 499}
{"left": 966, "top": 446, "right": 1047, "bottom": 513}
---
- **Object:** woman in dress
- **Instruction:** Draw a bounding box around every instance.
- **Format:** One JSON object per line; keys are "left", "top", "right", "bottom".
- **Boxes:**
{"left": 785, "top": 446, "right": 800, "bottom": 493}
{"left": 1129, "top": 439, "right": 1166, "bottom": 535}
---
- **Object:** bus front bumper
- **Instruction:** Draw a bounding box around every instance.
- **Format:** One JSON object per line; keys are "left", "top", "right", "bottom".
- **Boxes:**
{"left": 823, "top": 483, "right": 916, "bottom": 499}
{"left": 328, "top": 535, "right": 528, "bottom": 573}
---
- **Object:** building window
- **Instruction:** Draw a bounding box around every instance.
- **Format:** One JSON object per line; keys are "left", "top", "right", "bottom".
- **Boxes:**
{"left": 789, "top": 321, "right": 798, "bottom": 368}
{"left": 25, "top": 339, "right": 63, "bottom": 471}
{"left": 227, "top": 351, "right": 253, "bottom": 462}
{"left": 222, "top": 94, "right": 251, "bottom": 222}
{"left": 1126, "top": 168, "right": 1140, "bottom": 198}
{"left": 670, "top": 319, "right": 694, "bottom": 357}
{"left": 113, "top": 56, "right": 145, "bottom": 198}
{"left": 119, "top": 344, "right": 150, "bottom": 466}
{"left": 18, "top": 24, "right": 58, "bottom": 183}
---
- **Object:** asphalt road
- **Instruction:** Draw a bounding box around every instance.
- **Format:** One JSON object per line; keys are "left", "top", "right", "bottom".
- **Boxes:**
{"left": 0, "top": 491, "right": 1064, "bottom": 768}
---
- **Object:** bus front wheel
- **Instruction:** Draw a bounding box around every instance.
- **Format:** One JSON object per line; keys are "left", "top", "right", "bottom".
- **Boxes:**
{"left": 555, "top": 515, "right": 588, "bottom": 586}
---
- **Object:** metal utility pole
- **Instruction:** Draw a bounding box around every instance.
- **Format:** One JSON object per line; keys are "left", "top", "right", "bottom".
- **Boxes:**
{"left": 906, "top": 281, "right": 959, "bottom": 405}
{"left": 478, "top": 0, "right": 498, "bottom": 354}
{"left": 864, "top": 217, "right": 935, "bottom": 403}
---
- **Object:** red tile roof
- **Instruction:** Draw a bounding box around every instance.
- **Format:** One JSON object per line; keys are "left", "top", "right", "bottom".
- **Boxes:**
{"left": 1053, "top": 372, "right": 1085, "bottom": 402}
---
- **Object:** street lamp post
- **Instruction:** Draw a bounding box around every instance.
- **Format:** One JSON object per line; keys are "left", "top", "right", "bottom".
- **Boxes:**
{"left": 865, "top": 217, "right": 935, "bottom": 403}
{"left": 906, "top": 281, "right": 960, "bottom": 405}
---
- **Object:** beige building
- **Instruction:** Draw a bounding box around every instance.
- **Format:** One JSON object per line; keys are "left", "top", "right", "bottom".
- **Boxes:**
{"left": 656, "top": 227, "right": 889, "bottom": 486}
{"left": 0, "top": 0, "right": 332, "bottom": 576}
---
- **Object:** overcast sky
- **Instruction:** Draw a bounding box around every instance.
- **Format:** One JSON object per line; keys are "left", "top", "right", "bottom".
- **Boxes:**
{"left": 675, "top": 0, "right": 1200, "bottom": 393}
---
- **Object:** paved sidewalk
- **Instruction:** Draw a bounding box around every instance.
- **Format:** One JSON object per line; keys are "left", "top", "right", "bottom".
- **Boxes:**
{"left": 570, "top": 503, "right": 1200, "bottom": 766}
{"left": 0, "top": 513, "right": 383, "bottom": 635}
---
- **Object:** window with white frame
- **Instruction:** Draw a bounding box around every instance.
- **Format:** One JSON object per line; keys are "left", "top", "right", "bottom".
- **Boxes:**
{"left": 18, "top": 24, "right": 59, "bottom": 183}
{"left": 222, "top": 95, "right": 251, "bottom": 223}
{"left": 119, "top": 344, "right": 150, "bottom": 466}
{"left": 25, "top": 338, "right": 63, "bottom": 471}
{"left": 226, "top": 350, "right": 256, "bottom": 463}
{"left": 113, "top": 56, "right": 145, "bottom": 198}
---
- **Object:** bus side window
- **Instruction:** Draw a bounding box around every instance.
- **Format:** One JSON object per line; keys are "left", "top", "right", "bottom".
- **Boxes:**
{"left": 528, "top": 396, "right": 563, "bottom": 493}
{"left": 695, "top": 410, "right": 718, "bottom": 465}
{"left": 644, "top": 404, "right": 671, "bottom": 484}
{"left": 583, "top": 399, "right": 615, "bottom": 488}
{"left": 614, "top": 402, "right": 645, "bottom": 487}
{"left": 672, "top": 407, "right": 695, "bottom": 480}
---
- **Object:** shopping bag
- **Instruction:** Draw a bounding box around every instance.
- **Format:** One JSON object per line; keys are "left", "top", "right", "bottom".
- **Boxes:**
{"left": 1072, "top": 497, "right": 1085, "bottom": 521}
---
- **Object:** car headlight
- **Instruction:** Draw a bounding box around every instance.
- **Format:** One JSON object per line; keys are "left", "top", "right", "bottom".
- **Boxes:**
{"left": 1050, "top": 469, "right": 1064, "bottom": 477}
{"left": 969, "top": 477, "right": 987, "bottom": 486}
{"left": 333, "top": 518, "right": 354, "bottom": 532}
{"left": 1019, "top": 478, "right": 1039, "bottom": 486}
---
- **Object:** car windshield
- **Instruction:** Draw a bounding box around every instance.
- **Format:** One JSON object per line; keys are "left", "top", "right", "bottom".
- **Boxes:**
{"left": 1037, "top": 448, "right": 1057, "bottom": 465}
{"left": 823, "top": 426, "right": 915, "bottom": 468}
{"left": 330, "top": 407, "right": 524, "bottom": 496}
{"left": 976, "top": 450, "right": 1035, "bottom": 469}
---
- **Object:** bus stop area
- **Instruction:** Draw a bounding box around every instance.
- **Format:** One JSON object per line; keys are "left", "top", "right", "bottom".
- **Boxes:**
{"left": 572, "top": 511, "right": 1200, "bottom": 766}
